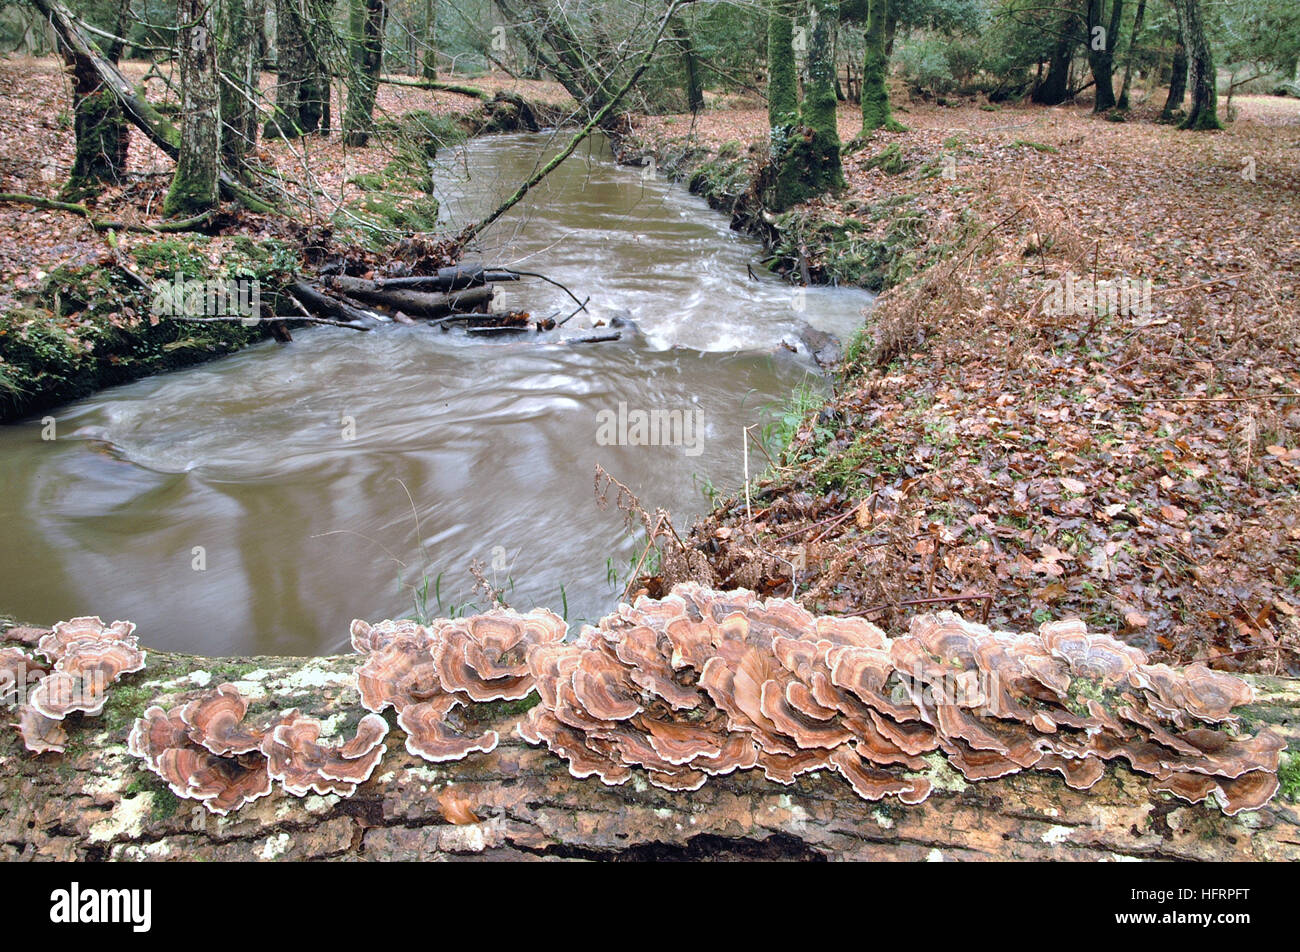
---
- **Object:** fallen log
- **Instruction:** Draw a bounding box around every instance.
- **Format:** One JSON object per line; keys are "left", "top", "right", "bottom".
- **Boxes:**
{"left": 316, "top": 282, "right": 495, "bottom": 318}
{"left": 1, "top": 635, "right": 1294, "bottom": 861}
{"left": 325, "top": 266, "right": 521, "bottom": 294}
{"left": 377, "top": 74, "right": 492, "bottom": 100}
{"left": 565, "top": 331, "right": 622, "bottom": 344}
{"left": 290, "top": 281, "right": 389, "bottom": 325}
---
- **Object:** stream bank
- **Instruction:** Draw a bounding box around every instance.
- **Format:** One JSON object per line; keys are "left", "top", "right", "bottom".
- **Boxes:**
{"left": 0, "top": 59, "right": 567, "bottom": 424}
{"left": 618, "top": 99, "right": 1300, "bottom": 677}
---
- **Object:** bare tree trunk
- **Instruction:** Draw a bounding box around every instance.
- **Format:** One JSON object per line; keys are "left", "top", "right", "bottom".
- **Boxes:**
{"left": 1087, "top": 0, "right": 1124, "bottom": 112}
{"left": 299, "top": 8, "right": 331, "bottom": 135}
{"left": 1177, "top": 0, "right": 1221, "bottom": 129}
{"left": 671, "top": 14, "right": 704, "bottom": 114}
{"left": 266, "top": 0, "right": 308, "bottom": 137}
{"left": 1160, "top": 2, "right": 1188, "bottom": 122}
{"left": 422, "top": 0, "right": 438, "bottom": 80}
{"left": 220, "top": 0, "right": 265, "bottom": 170}
{"left": 164, "top": 0, "right": 221, "bottom": 217}
{"left": 1117, "top": 0, "right": 1146, "bottom": 109}
{"left": 1034, "top": 19, "right": 1077, "bottom": 105}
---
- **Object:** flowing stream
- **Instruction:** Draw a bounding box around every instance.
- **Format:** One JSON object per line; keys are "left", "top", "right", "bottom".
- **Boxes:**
{"left": 0, "top": 132, "right": 873, "bottom": 656}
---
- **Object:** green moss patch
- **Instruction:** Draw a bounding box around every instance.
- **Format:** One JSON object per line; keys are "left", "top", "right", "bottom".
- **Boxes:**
{"left": 0, "top": 235, "right": 302, "bottom": 422}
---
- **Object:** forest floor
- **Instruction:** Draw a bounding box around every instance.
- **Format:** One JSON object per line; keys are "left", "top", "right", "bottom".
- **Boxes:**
{"left": 625, "top": 89, "right": 1300, "bottom": 675}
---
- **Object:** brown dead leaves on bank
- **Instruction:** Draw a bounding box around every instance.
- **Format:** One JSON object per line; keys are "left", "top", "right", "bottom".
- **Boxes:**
{"left": 638, "top": 94, "right": 1300, "bottom": 676}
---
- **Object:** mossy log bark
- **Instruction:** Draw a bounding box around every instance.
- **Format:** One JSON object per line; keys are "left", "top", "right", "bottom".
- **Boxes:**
{"left": 1, "top": 639, "right": 1296, "bottom": 862}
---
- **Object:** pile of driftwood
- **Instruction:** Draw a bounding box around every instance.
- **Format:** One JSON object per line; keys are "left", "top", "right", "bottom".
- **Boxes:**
{"left": 286, "top": 265, "right": 572, "bottom": 334}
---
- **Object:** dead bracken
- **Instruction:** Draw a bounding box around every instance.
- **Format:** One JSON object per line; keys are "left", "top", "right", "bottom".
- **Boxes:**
{"left": 517, "top": 584, "right": 1283, "bottom": 815}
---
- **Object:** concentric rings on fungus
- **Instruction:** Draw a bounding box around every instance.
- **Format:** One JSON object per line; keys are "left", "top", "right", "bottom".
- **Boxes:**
{"left": 509, "top": 587, "right": 1280, "bottom": 814}
{"left": 349, "top": 605, "right": 569, "bottom": 765}
{"left": 13, "top": 616, "right": 147, "bottom": 753}
{"left": 104, "top": 589, "right": 1280, "bottom": 820}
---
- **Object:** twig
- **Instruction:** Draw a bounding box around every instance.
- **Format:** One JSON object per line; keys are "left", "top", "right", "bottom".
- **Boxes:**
{"left": 1126, "top": 392, "right": 1300, "bottom": 404}
{"left": 555, "top": 295, "right": 590, "bottom": 327}
{"left": 505, "top": 269, "right": 589, "bottom": 315}
{"left": 847, "top": 592, "right": 993, "bottom": 619}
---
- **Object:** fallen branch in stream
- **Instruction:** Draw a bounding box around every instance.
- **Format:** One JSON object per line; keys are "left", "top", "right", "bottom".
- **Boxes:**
{"left": 280, "top": 264, "right": 589, "bottom": 339}
{"left": 454, "top": 0, "right": 686, "bottom": 246}
{"left": 317, "top": 282, "right": 495, "bottom": 319}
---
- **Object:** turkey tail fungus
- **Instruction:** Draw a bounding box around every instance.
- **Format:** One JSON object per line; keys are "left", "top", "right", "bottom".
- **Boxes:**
{"left": 16, "top": 588, "right": 1288, "bottom": 828}
{"left": 514, "top": 584, "right": 1283, "bottom": 816}
{"left": 11, "top": 617, "right": 147, "bottom": 753}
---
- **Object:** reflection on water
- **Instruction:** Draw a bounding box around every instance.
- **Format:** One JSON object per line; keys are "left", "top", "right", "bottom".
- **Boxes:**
{"left": 0, "top": 132, "right": 872, "bottom": 656}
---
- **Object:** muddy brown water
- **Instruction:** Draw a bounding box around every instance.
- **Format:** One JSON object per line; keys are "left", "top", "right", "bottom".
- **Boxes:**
{"left": 0, "top": 132, "right": 873, "bottom": 656}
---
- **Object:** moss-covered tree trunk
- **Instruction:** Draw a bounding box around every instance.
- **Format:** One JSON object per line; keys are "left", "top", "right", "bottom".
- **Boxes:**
{"left": 219, "top": 0, "right": 264, "bottom": 170}
{"left": 60, "top": 0, "right": 130, "bottom": 200}
{"left": 343, "top": 0, "right": 386, "bottom": 146}
{"left": 1160, "top": 5, "right": 1188, "bottom": 122}
{"left": 421, "top": 0, "right": 438, "bottom": 80}
{"left": 1086, "top": 0, "right": 1123, "bottom": 113}
{"left": 767, "top": 0, "right": 798, "bottom": 129}
{"left": 1, "top": 632, "right": 1297, "bottom": 861}
{"left": 164, "top": 0, "right": 221, "bottom": 218}
{"left": 764, "top": 0, "right": 803, "bottom": 211}
{"left": 800, "top": 0, "right": 843, "bottom": 188}
{"left": 1116, "top": 0, "right": 1146, "bottom": 109}
{"left": 1177, "top": 0, "right": 1221, "bottom": 129}
{"left": 860, "top": 0, "right": 902, "bottom": 132}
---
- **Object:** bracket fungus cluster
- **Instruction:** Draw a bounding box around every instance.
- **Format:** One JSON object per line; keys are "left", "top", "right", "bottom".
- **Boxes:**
{"left": 5, "top": 617, "right": 146, "bottom": 754}
{"left": 350, "top": 610, "right": 565, "bottom": 762}
{"left": 127, "top": 683, "right": 389, "bottom": 814}
{"left": 515, "top": 584, "right": 1283, "bottom": 815}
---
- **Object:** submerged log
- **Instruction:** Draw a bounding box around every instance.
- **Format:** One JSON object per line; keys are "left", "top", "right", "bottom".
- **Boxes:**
{"left": 0, "top": 635, "right": 1295, "bottom": 861}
